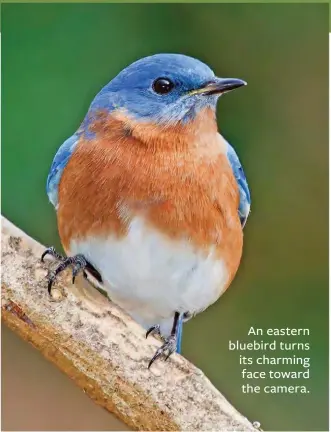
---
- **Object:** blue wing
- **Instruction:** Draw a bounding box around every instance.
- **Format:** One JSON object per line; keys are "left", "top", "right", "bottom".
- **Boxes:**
{"left": 225, "top": 140, "right": 251, "bottom": 227}
{"left": 46, "top": 134, "right": 79, "bottom": 209}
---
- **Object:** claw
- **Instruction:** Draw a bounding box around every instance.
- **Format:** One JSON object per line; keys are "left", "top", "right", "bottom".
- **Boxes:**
{"left": 48, "top": 277, "right": 55, "bottom": 295}
{"left": 148, "top": 335, "right": 177, "bottom": 369}
{"left": 72, "top": 262, "right": 83, "bottom": 284}
{"left": 41, "top": 249, "right": 49, "bottom": 263}
{"left": 41, "top": 246, "right": 64, "bottom": 263}
{"left": 146, "top": 324, "right": 161, "bottom": 339}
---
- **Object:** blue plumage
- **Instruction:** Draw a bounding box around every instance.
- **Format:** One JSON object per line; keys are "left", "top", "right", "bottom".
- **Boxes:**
{"left": 82, "top": 53, "right": 219, "bottom": 126}
{"left": 46, "top": 134, "right": 79, "bottom": 208}
{"left": 226, "top": 141, "right": 251, "bottom": 227}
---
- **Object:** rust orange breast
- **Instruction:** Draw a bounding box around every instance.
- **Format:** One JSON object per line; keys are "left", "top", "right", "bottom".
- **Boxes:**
{"left": 57, "top": 109, "right": 243, "bottom": 287}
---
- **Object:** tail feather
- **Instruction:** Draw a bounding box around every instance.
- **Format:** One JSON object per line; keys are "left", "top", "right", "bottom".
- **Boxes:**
{"left": 176, "top": 314, "right": 184, "bottom": 353}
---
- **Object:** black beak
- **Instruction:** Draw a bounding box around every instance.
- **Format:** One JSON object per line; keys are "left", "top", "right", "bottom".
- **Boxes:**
{"left": 200, "top": 77, "right": 247, "bottom": 96}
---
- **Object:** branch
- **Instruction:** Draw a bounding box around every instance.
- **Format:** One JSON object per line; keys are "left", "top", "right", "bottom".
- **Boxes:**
{"left": 1, "top": 215, "right": 257, "bottom": 431}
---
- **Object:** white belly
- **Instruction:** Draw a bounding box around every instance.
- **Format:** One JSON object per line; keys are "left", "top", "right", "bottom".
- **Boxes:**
{"left": 70, "top": 216, "right": 228, "bottom": 335}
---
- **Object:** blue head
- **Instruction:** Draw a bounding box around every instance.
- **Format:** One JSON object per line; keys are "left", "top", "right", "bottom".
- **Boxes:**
{"left": 86, "top": 53, "right": 246, "bottom": 125}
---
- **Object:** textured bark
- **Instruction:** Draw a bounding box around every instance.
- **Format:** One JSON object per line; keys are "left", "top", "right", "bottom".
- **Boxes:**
{"left": 1, "top": 216, "right": 257, "bottom": 431}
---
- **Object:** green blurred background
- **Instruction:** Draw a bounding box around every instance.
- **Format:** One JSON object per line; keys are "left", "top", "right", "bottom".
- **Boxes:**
{"left": 2, "top": 4, "right": 328, "bottom": 431}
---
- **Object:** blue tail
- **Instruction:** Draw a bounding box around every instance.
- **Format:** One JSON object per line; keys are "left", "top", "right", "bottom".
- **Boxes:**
{"left": 176, "top": 314, "right": 184, "bottom": 353}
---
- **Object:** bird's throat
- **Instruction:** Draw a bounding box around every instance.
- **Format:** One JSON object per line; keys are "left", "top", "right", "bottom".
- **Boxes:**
{"left": 87, "top": 108, "right": 219, "bottom": 152}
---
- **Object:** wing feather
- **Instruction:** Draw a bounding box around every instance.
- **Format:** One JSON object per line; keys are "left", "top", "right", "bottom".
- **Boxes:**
{"left": 225, "top": 139, "right": 251, "bottom": 227}
{"left": 46, "top": 134, "right": 79, "bottom": 209}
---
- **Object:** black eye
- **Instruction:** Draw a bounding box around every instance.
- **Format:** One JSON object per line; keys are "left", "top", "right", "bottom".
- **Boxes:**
{"left": 152, "top": 78, "right": 174, "bottom": 94}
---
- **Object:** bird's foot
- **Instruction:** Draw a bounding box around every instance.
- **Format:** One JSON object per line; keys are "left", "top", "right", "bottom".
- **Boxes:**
{"left": 41, "top": 247, "right": 88, "bottom": 294}
{"left": 148, "top": 334, "right": 177, "bottom": 369}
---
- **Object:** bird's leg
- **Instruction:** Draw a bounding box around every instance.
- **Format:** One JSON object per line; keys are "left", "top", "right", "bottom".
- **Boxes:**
{"left": 147, "top": 312, "right": 181, "bottom": 368}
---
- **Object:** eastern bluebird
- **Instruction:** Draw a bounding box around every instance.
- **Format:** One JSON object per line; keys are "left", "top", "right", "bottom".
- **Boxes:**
{"left": 42, "top": 54, "right": 250, "bottom": 367}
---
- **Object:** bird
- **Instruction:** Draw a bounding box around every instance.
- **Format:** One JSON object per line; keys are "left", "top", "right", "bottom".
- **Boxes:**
{"left": 42, "top": 53, "right": 251, "bottom": 368}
